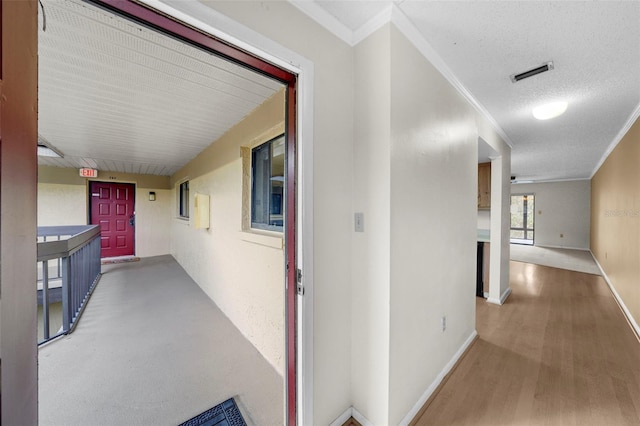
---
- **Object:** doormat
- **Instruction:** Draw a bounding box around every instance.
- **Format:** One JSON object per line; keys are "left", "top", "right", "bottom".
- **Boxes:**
{"left": 179, "top": 398, "right": 247, "bottom": 426}
{"left": 101, "top": 257, "right": 140, "bottom": 265}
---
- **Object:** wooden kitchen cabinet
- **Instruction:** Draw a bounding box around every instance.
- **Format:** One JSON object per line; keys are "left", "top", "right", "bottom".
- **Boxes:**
{"left": 478, "top": 162, "right": 491, "bottom": 209}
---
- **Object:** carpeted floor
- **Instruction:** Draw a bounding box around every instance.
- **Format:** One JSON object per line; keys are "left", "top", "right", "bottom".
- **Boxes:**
{"left": 509, "top": 244, "right": 601, "bottom": 275}
{"left": 38, "top": 255, "right": 283, "bottom": 426}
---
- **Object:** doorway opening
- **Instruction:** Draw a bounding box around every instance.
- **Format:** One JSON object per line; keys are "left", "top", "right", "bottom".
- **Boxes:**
{"left": 510, "top": 194, "right": 535, "bottom": 245}
{"left": 36, "top": 0, "right": 299, "bottom": 424}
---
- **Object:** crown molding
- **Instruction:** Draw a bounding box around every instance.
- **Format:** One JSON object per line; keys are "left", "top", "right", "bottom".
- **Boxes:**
{"left": 590, "top": 101, "right": 640, "bottom": 178}
{"left": 352, "top": 4, "right": 393, "bottom": 46}
{"left": 288, "top": 1, "right": 514, "bottom": 149}
{"left": 288, "top": 1, "right": 354, "bottom": 45}
{"left": 390, "top": 5, "right": 513, "bottom": 149}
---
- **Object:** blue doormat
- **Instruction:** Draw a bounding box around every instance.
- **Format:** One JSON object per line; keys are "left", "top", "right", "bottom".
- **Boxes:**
{"left": 179, "top": 398, "right": 247, "bottom": 426}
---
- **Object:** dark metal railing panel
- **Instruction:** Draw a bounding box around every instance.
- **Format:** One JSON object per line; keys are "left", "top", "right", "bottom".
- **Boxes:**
{"left": 37, "top": 225, "right": 100, "bottom": 261}
{"left": 37, "top": 225, "right": 102, "bottom": 345}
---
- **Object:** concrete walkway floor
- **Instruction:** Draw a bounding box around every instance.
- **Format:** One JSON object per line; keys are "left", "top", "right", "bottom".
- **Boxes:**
{"left": 38, "top": 255, "right": 284, "bottom": 426}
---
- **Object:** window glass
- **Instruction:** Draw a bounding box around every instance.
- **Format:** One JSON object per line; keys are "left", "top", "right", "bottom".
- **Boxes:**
{"left": 251, "top": 135, "right": 284, "bottom": 232}
{"left": 179, "top": 181, "right": 189, "bottom": 219}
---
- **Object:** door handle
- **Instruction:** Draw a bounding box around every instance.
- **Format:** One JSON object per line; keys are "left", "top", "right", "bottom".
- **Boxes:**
{"left": 129, "top": 215, "right": 135, "bottom": 227}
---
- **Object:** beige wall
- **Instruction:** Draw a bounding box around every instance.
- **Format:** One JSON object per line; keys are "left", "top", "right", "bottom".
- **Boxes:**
{"left": 37, "top": 167, "right": 172, "bottom": 257}
{"left": 135, "top": 188, "right": 173, "bottom": 257}
{"left": 513, "top": 180, "right": 591, "bottom": 250}
{"left": 38, "top": 183, "right": 87, "bottom": 226}
{"left": 170, "top": 90, "right": 286, "bottom": 376}
{"left": 591, "top": 117, "right": 640, "bottom": 330}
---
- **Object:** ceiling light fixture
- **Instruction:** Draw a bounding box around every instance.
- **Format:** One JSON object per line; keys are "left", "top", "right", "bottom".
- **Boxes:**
{"left": 532, "top": 101, "right": 568, "bottom": 120}
{"left": 37, "top": 134, "right": 64, "bottom": 158}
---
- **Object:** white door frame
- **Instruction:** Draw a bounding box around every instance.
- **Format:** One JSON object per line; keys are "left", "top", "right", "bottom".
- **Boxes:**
{"left": 137, "top": 1, "right": 315, "bottom": 423}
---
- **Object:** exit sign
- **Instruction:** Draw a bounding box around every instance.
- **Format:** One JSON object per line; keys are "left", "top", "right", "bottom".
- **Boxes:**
{"left": 79, "top": 168, "right": 98, "bottom": 178}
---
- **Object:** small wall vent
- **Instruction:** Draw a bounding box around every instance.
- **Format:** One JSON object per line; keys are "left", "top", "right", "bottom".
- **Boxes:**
{"left": 510, "top": 61, "right": 554, "bottom": 83}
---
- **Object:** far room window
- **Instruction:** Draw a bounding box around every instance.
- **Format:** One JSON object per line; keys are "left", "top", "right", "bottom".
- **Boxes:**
{"left": 510, "top": 194, "right": 534, "bottom": 245}
{"left": 251, "top": 134, "right": 285, "bottom": 232}
{"left": 179, "top": 180, "right": 189, "bottom": 219}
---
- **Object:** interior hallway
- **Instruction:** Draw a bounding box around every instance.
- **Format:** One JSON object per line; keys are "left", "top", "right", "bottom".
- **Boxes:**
{"left": 38, "top": 256, "right": 283, "bottom": 426}
{"left": 412, "top": 261, "right": 640, "bottom": 425}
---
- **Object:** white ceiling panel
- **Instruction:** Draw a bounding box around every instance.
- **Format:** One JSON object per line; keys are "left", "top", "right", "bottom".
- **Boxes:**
{"left": 38, "top": 0, "right": 283, "bottom": 176}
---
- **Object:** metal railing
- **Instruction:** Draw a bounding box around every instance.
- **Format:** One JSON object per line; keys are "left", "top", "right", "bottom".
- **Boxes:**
{"left": 37, "top": 225, "right": 102, "bottom": 345}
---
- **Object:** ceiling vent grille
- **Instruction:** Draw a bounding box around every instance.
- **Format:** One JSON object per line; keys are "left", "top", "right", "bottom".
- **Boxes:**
{"left": 510, "top": 61, "right": 554, "bottom": 83}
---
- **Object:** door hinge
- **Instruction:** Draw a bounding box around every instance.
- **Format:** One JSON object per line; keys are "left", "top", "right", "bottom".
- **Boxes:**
{"left": 296, "top": 268, "right": 304, "bottom": 296}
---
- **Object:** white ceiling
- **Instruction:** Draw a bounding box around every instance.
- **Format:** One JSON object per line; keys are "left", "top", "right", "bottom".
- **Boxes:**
{"left": 38, "top": 0, "right": 283, "bottom": 176}
{"left": 292, "top": 0, "right": 640, "bottom": 182}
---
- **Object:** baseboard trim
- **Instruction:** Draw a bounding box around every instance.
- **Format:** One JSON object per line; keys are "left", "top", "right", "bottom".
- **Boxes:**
{"left": 534, "top": 244, "right": 590, "bottom": 251}
{"left": 351, "top": 407, "right": 372, "bottom": 426}
{"left": 500, "top": 287, "right": 512, "bottom": 304}
{"left": 330, "top": 407, "right": 373, "bottom": 426}
{"left": 399, "top": 330, "right": 479, "bottom": 426}
{"left": 329, "top": 407, "right": 353, "bottom": 426}
{"left": 487, "top": 287, "right": 512, "bottom": 306}
{"left": 590, "top": 251, "right": 640, "bottom": 342}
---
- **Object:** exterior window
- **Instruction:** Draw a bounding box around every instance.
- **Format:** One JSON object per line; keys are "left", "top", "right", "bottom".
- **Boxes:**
{"left": 510, "top": 194, "right": 534, "bottom": 244}
{"left": 251, "top": 135, "right": 285, "bottom": 232}
{"left": 178, "top": 180, "right": 189, "bottom": 219}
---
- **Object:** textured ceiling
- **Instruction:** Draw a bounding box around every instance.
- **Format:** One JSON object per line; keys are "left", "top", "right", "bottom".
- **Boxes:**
{"left": 292, "top": 0, "right": 640, "bottom": 182}
{"left": 38, "top": 0, "right": 283, "bottom": 176}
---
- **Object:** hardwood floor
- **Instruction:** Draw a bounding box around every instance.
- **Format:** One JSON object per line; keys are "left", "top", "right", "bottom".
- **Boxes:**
{"left": 412, "top": 261, "right": 640, "bottom": 426}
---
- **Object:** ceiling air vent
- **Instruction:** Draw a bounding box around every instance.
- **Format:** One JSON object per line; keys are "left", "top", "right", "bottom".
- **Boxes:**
{"left": 510, "top": 61, "right": 554, "bottom": 83}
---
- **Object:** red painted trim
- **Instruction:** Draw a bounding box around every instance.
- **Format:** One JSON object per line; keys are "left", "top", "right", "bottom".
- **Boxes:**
{"left": 90, "top": 0, "right": 295, "bottom": 84}
{"left": 285, "top": 81, "right": 298, "bottom": 426}
{"left": 86, "top": 1, "right": 298, "bottom": 424}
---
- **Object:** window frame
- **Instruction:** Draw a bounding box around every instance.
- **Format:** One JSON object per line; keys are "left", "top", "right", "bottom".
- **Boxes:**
{"left": 510, "top": 193, "right": 535, "bottom": 243}
{"left": 250, "top": 134, "right": 285, "bottom": 233}
{"left": 177, "top": 180, "right": 190, "bottom": 220}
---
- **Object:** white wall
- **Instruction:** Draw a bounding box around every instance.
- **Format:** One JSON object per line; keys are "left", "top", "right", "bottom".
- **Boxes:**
{"left": 187, "top": 3, "right": 356, "bottom": 424}
{"left": 170, "top": 90, "right": 286, "bottom": 376}
{"left": 352, "top": 23, "right": 484, "bottom": 424}
{"left": 477, "top": 123, "right": 511, "bottom": 304}
{"left": 352, "top": 24, "right": 392, "bottom": 426}
{"left": 512, "top": 180, "right": 591, "bottom": 249}
{"left": 388, "top": 25, "right": 478, "bottom": 425}
{"left": 477, "top": 209, "right": 491, "bottom": 230}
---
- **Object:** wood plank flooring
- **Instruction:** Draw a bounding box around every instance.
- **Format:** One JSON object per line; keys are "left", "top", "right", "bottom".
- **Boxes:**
{"left": 412, "top": 261, "right": 640, "bottom": 426}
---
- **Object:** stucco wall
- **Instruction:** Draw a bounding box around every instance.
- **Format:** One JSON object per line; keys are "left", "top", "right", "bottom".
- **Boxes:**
{"left": 37, "top": 167, "right": 172, "bottom": 258}
{"left": 38, "top": 183, "right": 87, "bottom": 226}
{"left": 170, "top": 90, "right": 286, "bottom": 376}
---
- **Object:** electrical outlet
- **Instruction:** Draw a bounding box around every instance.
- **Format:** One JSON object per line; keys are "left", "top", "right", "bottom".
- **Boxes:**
{"left": 441, "top": 316, "right": 446, "bottom": 332}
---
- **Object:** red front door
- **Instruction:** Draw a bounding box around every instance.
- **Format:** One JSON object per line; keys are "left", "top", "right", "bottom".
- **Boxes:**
{"left": 90, "top": 182, "right": 135, "bottom": 258}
